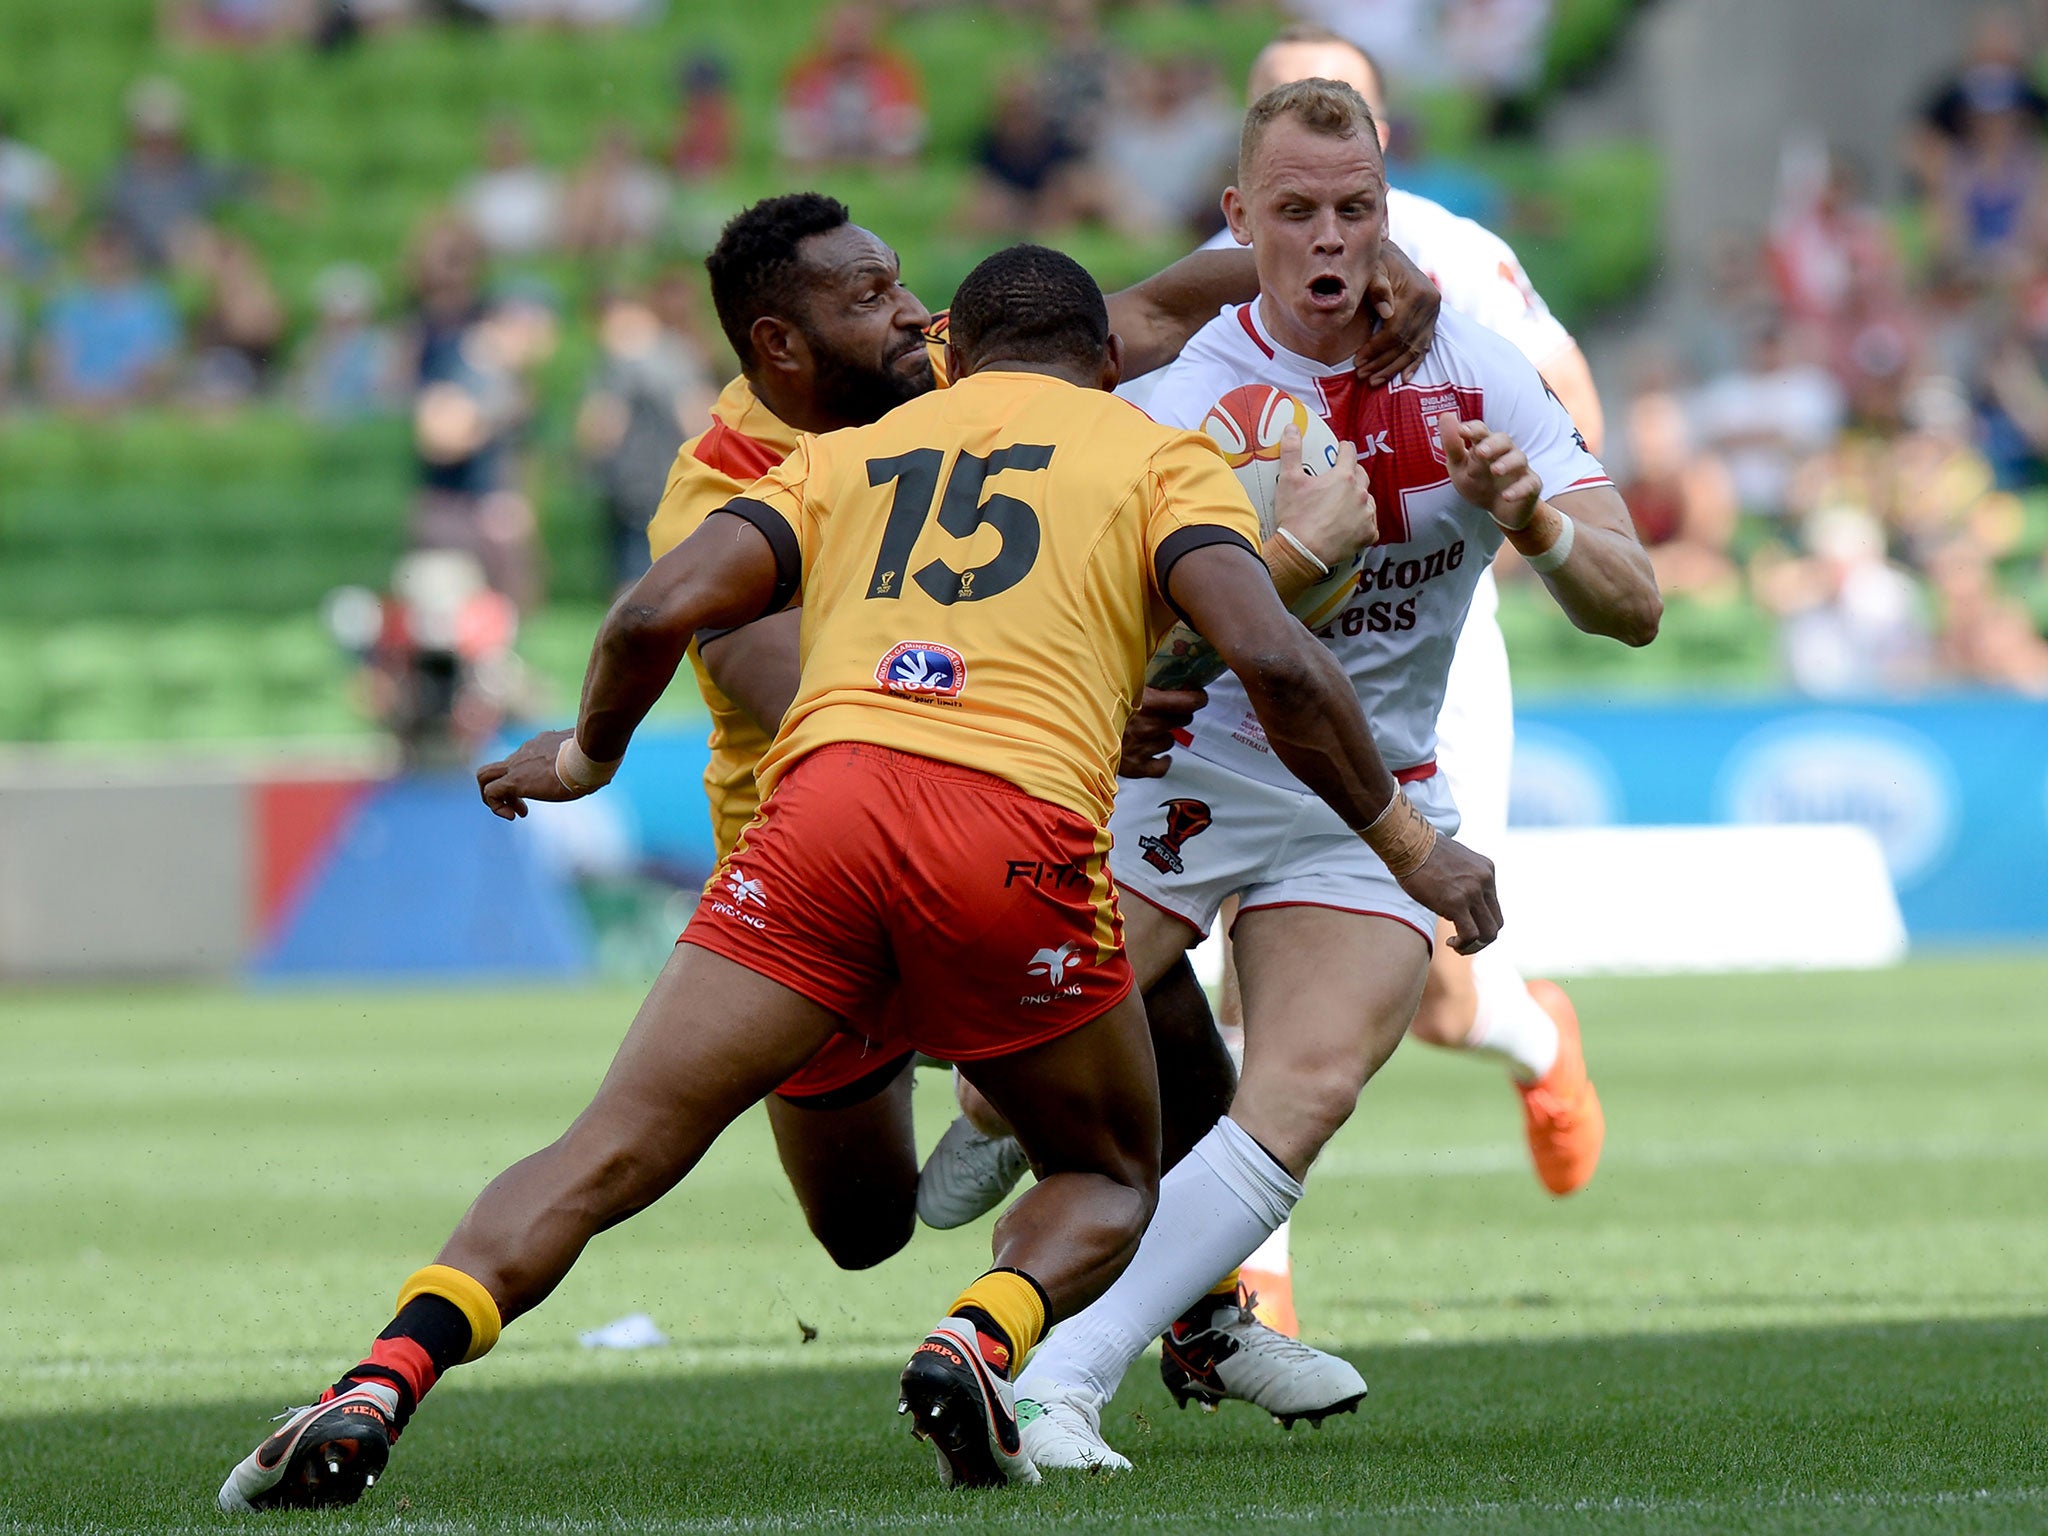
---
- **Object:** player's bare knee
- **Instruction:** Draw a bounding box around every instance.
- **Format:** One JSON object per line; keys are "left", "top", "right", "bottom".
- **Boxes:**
{"left": 810, "top": 1206, "right": 914, "bottom": 1271}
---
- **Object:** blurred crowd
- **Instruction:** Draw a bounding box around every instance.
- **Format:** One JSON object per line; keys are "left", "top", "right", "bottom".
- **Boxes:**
{"left": 7, "top": 0, "right": 2048, "bottom": 702}
{"left": 1572, "top": 3, "right": 2048, "bottom": 697}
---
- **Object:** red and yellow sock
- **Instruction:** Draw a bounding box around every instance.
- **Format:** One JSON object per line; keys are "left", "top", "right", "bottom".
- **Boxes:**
{"left": 948, "top": 1268, "right": 1048, "bottom": 1380}
{"left": 336, "top": 1264, "right": 504, "bottom": 1423}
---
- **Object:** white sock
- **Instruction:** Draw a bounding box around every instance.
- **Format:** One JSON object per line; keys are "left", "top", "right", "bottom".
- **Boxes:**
{"left": 1462, "top": 946, "right": 1558, "bottom": 1083}
{"left": 1017, "top": 1116, "right": 1303, "bottom": 1403}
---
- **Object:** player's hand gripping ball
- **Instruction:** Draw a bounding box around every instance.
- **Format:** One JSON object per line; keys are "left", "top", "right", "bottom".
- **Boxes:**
{"left": 1145, "top": 387, "right": 1372, "bottom": 695}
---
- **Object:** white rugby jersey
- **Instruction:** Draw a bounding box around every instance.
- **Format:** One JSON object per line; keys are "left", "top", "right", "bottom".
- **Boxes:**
{"left": 1198, "top": 186, "right": 1575, "bottom": 370}
{"left": 1145, "top": 301, "right": 1610, "bottom": 787}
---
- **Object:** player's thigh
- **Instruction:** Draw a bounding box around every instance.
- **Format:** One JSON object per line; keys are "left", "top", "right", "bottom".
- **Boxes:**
{"left": 1108, "top": 753, "right": 1293, "bottom": 989}
{"left": 1228, "top": 905, "right": 1431, "bottom": 1176}
{"left": 570, "top": 943, "right": 843, "bottom": 1177}
{"left": 765, "top": 1056, "right": 917, "bottom": 1270}
{"left": 958, "top": 986, "right": 1161, "bottom": 1198}
{"left": 1121, "top": 890, "right": 1202, "bottom": 990}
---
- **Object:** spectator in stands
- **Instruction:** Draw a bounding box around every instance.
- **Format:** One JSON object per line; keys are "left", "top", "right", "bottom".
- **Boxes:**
{"left": 187, "top": 229, "right": 288, "bottom": 405}
{"left": 962, "top": 74, "right": 1093, "bottom": 236}
{"left": 0, "top": 105, "right": 67, "bottom": 280}
{"left": 100, "top": 78, "right": 251, "bottom": 270}
{"left": 1926, "top": 535, "right": 2048, "bottom": 691}
{"left": 1757, "top": 506, "right": 1933, "bottom": 697}
{"left": 1094, "top": 54, "right": 1238, "bottom": 240}
{"left": 459, "top": 117, "right": 564, "bottom": 259}
{"left": 1911, "top": 10, "right": 2048, "bottom": 278}
{"left": 670, "top": 52, "right": 736, "bottom": 179}
{"left": 411, "top": 316, "right": 537, "bottom": 609}
{"left": 1913, "top": 6, "right": 2048, "bottom": 170}
{"left": 1688, "top": 318, "right": 1846, "bottom": 518}
{"left": 35, "top": 222, "right": 180, "bottom": 411}
{"left": 778, "top": 3, "right": 926, "bottom": 168}
{"left": 1614, "top": 389, "right": 1741, "bottom": 599}
{"left": 1767, "top": 143, "right": 1902, "bottom": 342}
{"left": 1976, "top": 264, "right": 2048, "bottom": 485}
{"left": 562, "top": 123, "right": 672, "bottom": 258}
{"left": 162, "top": 0, "right": 313, "bottom": 47}
{"left": 293, "top": 263, "right": 405, "bottom": 421}
{"left": 405, "top": 213, "right": 489, "bottom": 386}
{"left": 1037, "top": 0, "right": 1114, "bottom": 153}
{"left": 575, "top": 272, "right": 718, "bottom": 584}
{"left": 1440, "top": 0, "right": 1554, "bottom": 132}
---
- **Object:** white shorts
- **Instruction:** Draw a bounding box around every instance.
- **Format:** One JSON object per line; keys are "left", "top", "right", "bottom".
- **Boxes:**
{"left": 1108, "top": 750, "right": 1460, "bottom": 949}
{"left": 1436, "top": 584, "right": 1514, "bottom": 857}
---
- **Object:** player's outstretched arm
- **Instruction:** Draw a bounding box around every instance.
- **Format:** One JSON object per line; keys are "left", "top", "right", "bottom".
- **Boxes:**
{"left": 1105, "top": 243, "right": 1438, "bottom": 383}
{"left": 477, "top": 511, "right": 782, "bottom": 819}
{"left": 1165, "top": 541, "right": 1501, "bottom": 954}
{"left": 1437, "top": 412, "right": 1660, "bottom": 646}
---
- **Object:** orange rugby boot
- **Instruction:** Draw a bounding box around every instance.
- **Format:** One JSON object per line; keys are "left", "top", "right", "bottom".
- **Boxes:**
{"left": 1517, "top": 980, "right": 1605, "bottom": 1196}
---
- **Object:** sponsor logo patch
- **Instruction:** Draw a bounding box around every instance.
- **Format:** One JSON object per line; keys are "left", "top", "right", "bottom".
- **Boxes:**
{"left": 876, "top": 641, "right": 966, "bottom": 700}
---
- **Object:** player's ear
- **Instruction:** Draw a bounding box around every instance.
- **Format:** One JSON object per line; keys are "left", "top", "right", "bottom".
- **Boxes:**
{"left": 945, "top": 338, "right": 970, "bottom": 382}
{"left": 750, "top": 314, "right": 806, "bottom": 379}
{"left": 1099, "top": 333, "right": 1124, "bottom": 393}
{"left": 1221, "top": 187, "right": 1253, "bottom": 248}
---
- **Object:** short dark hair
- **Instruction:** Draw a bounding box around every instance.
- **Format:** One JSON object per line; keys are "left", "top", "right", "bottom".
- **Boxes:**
{"left": 948, "top": 244, "right": 1108, "bottom": 370}
{"left": 704, "top": 192, "right": 850, "bottom": 367}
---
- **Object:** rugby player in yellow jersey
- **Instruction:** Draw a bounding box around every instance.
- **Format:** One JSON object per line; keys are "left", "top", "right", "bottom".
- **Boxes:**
{"left": 644, "top": 192, "right": 1442, "bottom": 1271}
{"left": 218, "top": 245, "right": 1497, "bottom": 1507}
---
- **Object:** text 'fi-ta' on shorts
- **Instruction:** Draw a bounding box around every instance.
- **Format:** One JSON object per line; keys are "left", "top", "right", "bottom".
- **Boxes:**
{"left": 681, "top": 742, "right": 1136, "bottom": 1067}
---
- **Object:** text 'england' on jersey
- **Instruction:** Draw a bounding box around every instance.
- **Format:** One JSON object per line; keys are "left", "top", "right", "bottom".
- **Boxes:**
{"left": 741, "top": 370, "right": 1262, "bottom": 826}
{"left": 1143, "top": 305, "right": 1611, "bottom": 789}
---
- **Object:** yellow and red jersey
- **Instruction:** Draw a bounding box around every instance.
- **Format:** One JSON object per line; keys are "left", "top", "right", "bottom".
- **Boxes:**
{"left": 733, "top": 368, "right": 1261, "bottom": 828}
{"left": 647, "top": 319, "right": 954, "bottom": 857}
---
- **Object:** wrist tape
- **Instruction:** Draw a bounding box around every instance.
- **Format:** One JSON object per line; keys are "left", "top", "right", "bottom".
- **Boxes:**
{"left": 1361, "top": 790, "right": 1438, "bottom": 877}
{"left": 1522, "top": 510, "right": 1576, "bottom": 575}
{"left": 555, "top": 736, "right": 621, "bottom": 793}
{"left": 1262, "top": 528, "right": 1328, "bottom": 604}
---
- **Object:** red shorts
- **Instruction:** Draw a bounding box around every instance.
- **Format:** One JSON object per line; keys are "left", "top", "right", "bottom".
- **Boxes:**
{"left": 682, "top": 742, "right": 1134, "bottom": 1064}
{"left": 774, "top": 1034, "right": 912, "bottom": 1107}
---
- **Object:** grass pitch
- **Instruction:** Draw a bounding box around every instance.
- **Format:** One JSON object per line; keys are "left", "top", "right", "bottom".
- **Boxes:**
{"left": 4, "top": 958, "right": 2046, "bottom": 1533}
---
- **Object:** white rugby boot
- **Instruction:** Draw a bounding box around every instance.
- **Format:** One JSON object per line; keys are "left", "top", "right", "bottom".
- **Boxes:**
{"left": 916, "top": 1116, "right": 1031, "bottom": 1229}
{"left": 1158, "top": 1284, "right": 1367, "bottom": 1428}
{"left": 1015, "top": 1382, "right": 1132, "bottom": 1474}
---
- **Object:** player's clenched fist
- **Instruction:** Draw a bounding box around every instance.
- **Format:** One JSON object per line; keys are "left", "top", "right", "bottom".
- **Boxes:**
{"left": 1119, "top": 686, "right": 1208, "bottom": 779}
{"left": 1272, "top": 422, "right": 1377, "bottom": 565}
{"left": 1393, "top": 834, "right": 1502, "bottom": 955}
{"left": 477, "top": 728, "right": 583, "bottom": 820}
{"left": 1437, "top": 412, "right": 1542, "bottom": 532}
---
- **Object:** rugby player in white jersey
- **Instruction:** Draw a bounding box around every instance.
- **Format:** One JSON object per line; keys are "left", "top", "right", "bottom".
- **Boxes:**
{"left": 1215, "top": 26, "right": 1613, "bottom": 1207}
{"left": 920, "top": 27, "right": 1615, "bottom": 1263}
{"left": 1012, "top": 78, "right": 1660, "bottom": 1472}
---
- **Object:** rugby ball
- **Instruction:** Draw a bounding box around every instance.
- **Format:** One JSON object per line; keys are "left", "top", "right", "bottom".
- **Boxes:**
{"left": 1202, "top": 386, "right": 1369, "bottom": 628}
{"left": 1147, "top": 388, "right": 1371, "bottom": 691}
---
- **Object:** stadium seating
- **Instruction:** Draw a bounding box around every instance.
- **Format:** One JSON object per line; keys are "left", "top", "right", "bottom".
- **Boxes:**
{"left": 0, "top": 0, "right": 1661, "bottom": 743}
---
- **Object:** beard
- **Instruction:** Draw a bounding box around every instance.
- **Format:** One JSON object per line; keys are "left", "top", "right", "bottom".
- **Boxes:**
{"left": 808, "top": 335, "right": 935, "bottom": 427}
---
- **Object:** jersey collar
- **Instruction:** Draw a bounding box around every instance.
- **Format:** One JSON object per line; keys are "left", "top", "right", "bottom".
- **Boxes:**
{"left": 1242, "top": 297, "right": 1363, "bottom": 381}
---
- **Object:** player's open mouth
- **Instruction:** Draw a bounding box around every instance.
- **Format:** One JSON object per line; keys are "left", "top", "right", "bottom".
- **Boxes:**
{"left": 1306, "top": 275, "right": 1348, "bottom": 310}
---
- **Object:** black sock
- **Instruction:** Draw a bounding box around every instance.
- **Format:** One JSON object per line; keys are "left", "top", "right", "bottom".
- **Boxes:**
{"left": 379, "top": 1293, "right": 473, "bottom": 1374}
